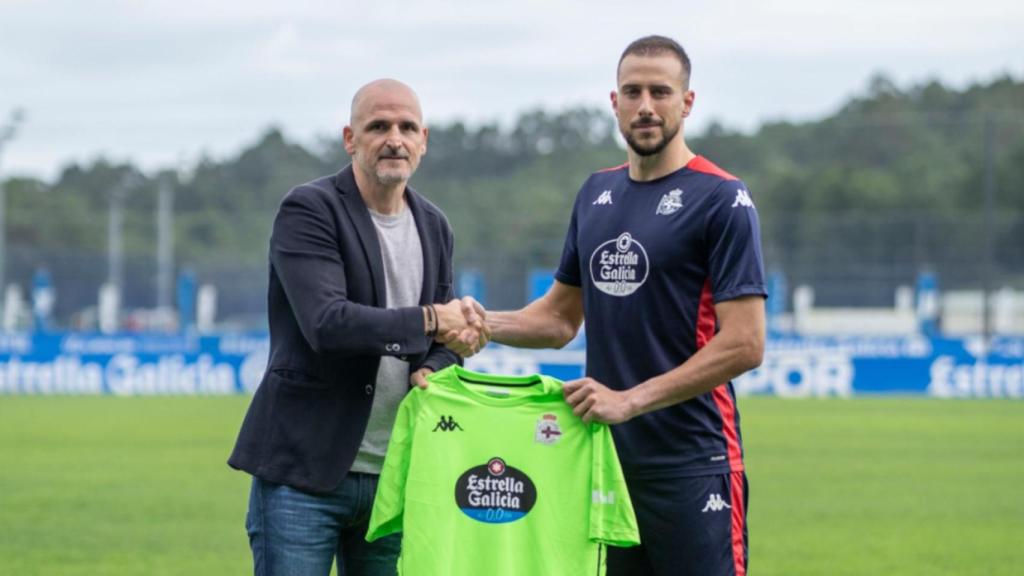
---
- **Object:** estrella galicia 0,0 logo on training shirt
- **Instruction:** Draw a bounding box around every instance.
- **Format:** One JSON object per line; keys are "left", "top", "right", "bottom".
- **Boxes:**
{"left": 589, "top": 232, "right": 649, "bottom": 296}
{"left": 455, "top": 457, "right": 537, "bottom": 524}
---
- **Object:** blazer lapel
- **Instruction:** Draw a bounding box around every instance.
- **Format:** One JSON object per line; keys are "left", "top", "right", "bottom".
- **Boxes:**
{"left": 333, "top": 166, "right": 387, "bottom": 307}
{"left": 406, "top": 188, "right": 439, "bottom": 306}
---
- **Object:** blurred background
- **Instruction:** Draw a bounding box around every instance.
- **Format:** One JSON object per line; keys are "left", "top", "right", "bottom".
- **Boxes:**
{"left": 1, "top": 2, "right": 1022, "bottom": 574}
{"left": 1, "top": 1, "right": 1022, "bottom": 397}
{"left": 2, "top": 99, "right": 1023, "bottom": 333}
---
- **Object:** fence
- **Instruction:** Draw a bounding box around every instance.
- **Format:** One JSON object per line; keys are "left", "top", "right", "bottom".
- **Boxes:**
{"left": 2, "top": 332, "right": 1021, "bottom": 398}
{"left": 5, "top": 207, "right": 1023, "bottom": 333}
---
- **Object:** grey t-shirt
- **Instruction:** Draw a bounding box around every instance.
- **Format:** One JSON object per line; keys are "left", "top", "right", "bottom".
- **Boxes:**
{"left": 350, "top": 204, "right": 424, "bottom": 474}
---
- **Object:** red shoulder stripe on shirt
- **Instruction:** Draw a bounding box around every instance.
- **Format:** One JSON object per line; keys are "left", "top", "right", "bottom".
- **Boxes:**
{"left": 596, "top": 162, "right": 629, "bottom": 173}
{"left": 696, "top": 279, "right": 745, "bottom": 473}
{"left": 687, "top": 156, "right": 739, "bottom": 181}
{"left": 695, "top": 279, "right": 718, "bottom": 349}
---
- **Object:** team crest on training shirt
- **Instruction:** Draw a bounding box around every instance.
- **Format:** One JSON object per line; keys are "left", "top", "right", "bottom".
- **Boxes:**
{"left": 656, "top": 188, "right": 683, "bottom": 215}
{"left": 589, "top": 232, "right": 649, "bottom": 296}
{"left": 535, "top": 413, "right": 562, "bottom": 445}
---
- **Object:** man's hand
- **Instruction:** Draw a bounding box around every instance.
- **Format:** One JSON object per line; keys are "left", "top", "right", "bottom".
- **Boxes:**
{"left": 434, "top": 298, "right": 469, "bottom": 334}
{"left": 563, "top": 377, "right": 637, "bottom": 424}
{"left": 437, "top": 296, "right": 490, "bottom": 357}
{"left": 410, "top": 367, "right": 433, "bottom": 389}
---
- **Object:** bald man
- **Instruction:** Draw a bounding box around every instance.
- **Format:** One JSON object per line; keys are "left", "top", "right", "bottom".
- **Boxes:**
{"left": 229, "top": 79, "right": 483, "bottom": 576}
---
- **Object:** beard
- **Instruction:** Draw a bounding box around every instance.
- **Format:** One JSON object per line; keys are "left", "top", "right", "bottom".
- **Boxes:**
{"left": 374, "top": 166, "right": 409, "bottom": 186}
{"left": 355, "top": 151, "right": 414, "bottom": 186}
{"left": 622, "top": 120, "right": 680, "bottom": 157}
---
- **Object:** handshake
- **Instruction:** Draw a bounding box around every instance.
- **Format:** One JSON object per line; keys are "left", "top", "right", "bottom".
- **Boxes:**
{"left": 425, "top": 297, "right": 490, "bottom": 358}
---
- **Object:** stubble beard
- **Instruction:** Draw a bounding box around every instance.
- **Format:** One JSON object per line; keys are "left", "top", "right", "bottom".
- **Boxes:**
{"left": 374, "top": 168, "right": 409, "bottom": 187}
{"left": 355, "top": 153, "right": 412, "bottom": 187}
{"left": 374, "top": 146, "right": 416, "bottom": 186}
{"left": 623, "top": 122, "right": 680, "bottom": 157}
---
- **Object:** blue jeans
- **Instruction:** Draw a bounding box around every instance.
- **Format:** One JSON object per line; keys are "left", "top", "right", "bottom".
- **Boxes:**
{"left": 246, "top": 473, "right": 401, "bottom": 576}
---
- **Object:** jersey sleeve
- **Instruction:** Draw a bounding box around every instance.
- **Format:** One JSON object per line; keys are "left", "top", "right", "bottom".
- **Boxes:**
{"left": 365, "top": 388, "right": 421, "bottom": 542}
{"left": 705, "top": 179, "right": 768, "bottom": 303}
{"left": 554, "top": 187, "right": 585, "bottom": 287}
{"left": 589, "top": 423, "right": 640, "bottom": 547}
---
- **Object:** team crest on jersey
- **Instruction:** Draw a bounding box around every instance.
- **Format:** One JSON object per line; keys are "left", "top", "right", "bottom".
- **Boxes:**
{"left": 455, "top": 457, "right": 537, "bottom": 524}
{"left": 589, "top": 232, "right": 649, "bottom": 296}
{"left": 656, "top": 188, "right": 684, "bottom": 215}
{"left": 535, "top": 413, "right": 562, "bottom": 445}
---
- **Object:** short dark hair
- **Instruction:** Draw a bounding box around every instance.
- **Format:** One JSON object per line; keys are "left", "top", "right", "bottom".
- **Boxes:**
{"left": 617, "top": 35, "right": 691, "bottom": 86}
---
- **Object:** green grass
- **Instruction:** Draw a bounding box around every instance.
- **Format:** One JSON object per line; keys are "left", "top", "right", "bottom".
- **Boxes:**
{"left": 742, "top": 397, "right": 1024, "bottom": 576}
{"left": 0, "top": 397, "right": 252, "bottom": 576}
{"left": 1, "top": 396, "right": 1021, "bottom": 575}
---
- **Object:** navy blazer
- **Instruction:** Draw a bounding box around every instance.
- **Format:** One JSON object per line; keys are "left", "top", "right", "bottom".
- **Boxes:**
{"left": 229, "top": 165, "right": 460, "bottom": 493}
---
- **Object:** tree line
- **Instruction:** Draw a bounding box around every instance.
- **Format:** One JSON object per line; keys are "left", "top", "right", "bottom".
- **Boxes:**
{"left": 4, "top": 72, "right": 1023, "bottom": 315}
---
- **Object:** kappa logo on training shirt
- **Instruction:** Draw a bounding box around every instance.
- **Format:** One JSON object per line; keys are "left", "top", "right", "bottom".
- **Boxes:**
{"left": 589, "top": 232, "right": 649, "bottom": 297}
{"left": 433, "top": 415, "right": 463, "bottom": 432}
{"left": 455, "top": 457, "right": 537, "bottom": 524}
{"left": 701, "top": 493, "right": 732, "bottom": 513}
{"left": 593, "top": 190, "right": 614, "bottom": 205}
{"left": 731, "top": 188, "right": 755, "bottom": 208}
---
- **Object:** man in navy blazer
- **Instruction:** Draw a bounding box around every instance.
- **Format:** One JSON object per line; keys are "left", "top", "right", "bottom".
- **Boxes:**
{"left": 229, "top": 79, "right": 485, "bottom": 576}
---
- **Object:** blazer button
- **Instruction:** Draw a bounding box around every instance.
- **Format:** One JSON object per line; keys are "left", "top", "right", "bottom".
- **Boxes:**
{"left": 364, "top": 384, "right": 374, "bottom": 395}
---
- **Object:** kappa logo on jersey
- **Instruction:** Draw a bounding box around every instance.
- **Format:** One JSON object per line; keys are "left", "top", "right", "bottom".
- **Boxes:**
{"left": 731, "top": 188, "right": 755, "bottom": 208}
{"left": 433, "top": 415, "right": 463, "bottom": 432}
{"left": 455, "top": 457, "right": 538, "bottom": 524}
{"left": 701, "top": 493, "right": 732, "bottom": 513}
{"left": 535, "top": 413, "right": 562, "bottom": 445}
{"left": 589, "top": 232, "right": 650, "bottom": 297}
{"left": 592, "top": 190, "right": 614, "bottom": 205}
{"left": 655, "top": 188, "right": 684, "bottom": 215}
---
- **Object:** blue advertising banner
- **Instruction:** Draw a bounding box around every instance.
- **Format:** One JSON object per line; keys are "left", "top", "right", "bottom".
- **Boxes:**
{"left": 733, "top": 335, "right": 1023, "bottom": 398}
{"left": 1, "top": 332, "right": 1021, "bottom": 398}
{"left": 467, "top": 335, "right": 1024, "bottom": 399}
{"left": 0, "top": 332, "right": 268, "bottom": 395}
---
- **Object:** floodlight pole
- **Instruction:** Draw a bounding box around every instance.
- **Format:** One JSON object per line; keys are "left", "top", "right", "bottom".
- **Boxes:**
{"left": 0, "top": 158, "right": 5, "bottom": 304}
{"left": 0, "top": 109, "right": 26, "bottom": 302}
{"left": 981, "top": 114, "right": 995, "bottom": 344}
{"left": 156, "top": 174, "right": 174, "bottom": 311}
{"left": 108, "top": 172, "right": 140, "bottom": 294}
{"left": 108, "top": 185, "right": 125, "bottom": 291}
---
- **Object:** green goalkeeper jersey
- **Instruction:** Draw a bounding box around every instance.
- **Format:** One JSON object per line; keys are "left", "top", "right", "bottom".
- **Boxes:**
{"left": 366, "top": 365, "right": 640, "bottom": 576}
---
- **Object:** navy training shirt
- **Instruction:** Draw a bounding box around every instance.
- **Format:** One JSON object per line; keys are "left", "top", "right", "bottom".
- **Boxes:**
{"left": 555, "top": 156, "right": 767, "bottom": 478}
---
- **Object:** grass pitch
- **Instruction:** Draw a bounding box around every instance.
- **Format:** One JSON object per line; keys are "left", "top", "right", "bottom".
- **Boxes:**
{"left": 1, "top": 396, "right": 1021, "bottom": 575}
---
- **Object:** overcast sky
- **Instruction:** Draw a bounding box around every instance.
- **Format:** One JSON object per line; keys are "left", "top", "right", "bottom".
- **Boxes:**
{"left": 1, "top": 0, "right": 1021, "bottom": 180}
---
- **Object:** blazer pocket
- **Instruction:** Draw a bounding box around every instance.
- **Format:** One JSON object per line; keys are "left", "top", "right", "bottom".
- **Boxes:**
{"left": 270, "top": 368, "right": 330, "bottom": 390}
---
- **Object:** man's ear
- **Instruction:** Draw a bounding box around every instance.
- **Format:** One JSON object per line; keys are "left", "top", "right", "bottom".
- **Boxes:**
{"left": 343, "top": 126, "right": 355, "bottom": 155}
{"left": 682, "top": 90, "right": 695, "bottom": 119}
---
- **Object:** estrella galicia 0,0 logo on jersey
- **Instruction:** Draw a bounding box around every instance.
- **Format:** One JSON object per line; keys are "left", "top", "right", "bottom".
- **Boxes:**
{"left": 455, "top": 457, "right": 537, "bottom": 524}
{"left": 589, "top": 232, "right": 649, "bottom": 296}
